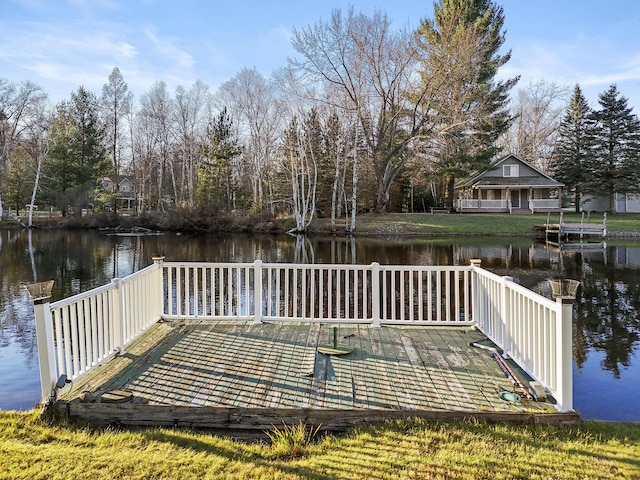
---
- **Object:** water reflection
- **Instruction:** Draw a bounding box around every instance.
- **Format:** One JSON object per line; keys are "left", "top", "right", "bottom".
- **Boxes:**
{"left": 574, "top": 248, "right": 640, "bottom": 379}
{"left": 0, "top": 229, "right": 638, "bottom": 420}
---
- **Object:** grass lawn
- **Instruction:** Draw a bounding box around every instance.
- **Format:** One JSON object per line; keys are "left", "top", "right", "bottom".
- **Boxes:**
{"left": 1, "top": 411, "right": 638, "bottom": 479}
{"left": 308, "top": 212, "right": 640, "bottom": 236}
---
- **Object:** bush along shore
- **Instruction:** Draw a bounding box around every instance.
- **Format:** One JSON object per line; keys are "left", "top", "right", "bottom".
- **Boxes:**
{"left": 2, "top": 210, "right": 285, "bottom": 234}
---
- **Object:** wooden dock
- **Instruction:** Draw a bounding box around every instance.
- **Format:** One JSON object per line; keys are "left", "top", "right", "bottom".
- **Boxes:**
{"left": 535, "top": 213, "right": 607, "bottom": 247}
{"left": 54, "top": 320, "right": 579, "bottom": 432}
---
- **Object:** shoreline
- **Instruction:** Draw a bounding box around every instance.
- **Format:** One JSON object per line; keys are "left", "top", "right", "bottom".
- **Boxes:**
{"left": 2, "top": 211, "right": 639, "bottom": 238}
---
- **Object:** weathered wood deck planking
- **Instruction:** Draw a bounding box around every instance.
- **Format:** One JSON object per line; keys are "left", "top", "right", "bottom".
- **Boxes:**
{"left": 56, "top": 320, "right": 578, "bottom": 430}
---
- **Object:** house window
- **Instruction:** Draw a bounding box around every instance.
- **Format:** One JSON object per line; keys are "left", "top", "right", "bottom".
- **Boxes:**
{"left": 503, "top": 165, "right": 519, "bottom": 177}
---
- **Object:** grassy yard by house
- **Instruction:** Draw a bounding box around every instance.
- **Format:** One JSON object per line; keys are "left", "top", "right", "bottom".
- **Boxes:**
{"left": 308, "top": 212, "right": 640, "bottom": 237}
{"left": 0, "top": 411, "right": 638, "bottom": 479}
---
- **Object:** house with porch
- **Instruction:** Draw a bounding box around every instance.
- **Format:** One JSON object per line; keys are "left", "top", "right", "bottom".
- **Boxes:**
{"left": 99, "top": 175, "right": 137, "bottom": 211}
{"left": 455, "top": 154, "right": 563, "bottom": 214}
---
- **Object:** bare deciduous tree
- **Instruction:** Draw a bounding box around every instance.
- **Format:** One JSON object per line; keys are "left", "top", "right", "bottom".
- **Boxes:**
{"left": 101, "top": 67, "right": 133, "bottom": 177}
{"left": 0, "top": 79, "right": 48, "bottom": 219}
{"left": 499, "top": 80, "right": 570, "bottom": 172}
{"left": 26, "top": 115, "right": 51, "bottom": 227}
{"left": 216, "top": 68, "right": 283, "bottom": 212}
{"left": 137, "top": 81, "right": 174, "bottom": 210}
{"left": 173, "top": 80, "right": 211, "bottom": 207}
{"left": 290, "top": 8, "right": 430, "bottom": 213}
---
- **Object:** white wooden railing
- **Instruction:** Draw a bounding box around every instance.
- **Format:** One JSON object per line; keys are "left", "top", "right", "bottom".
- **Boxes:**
{"left": 31, "top": 259, "right": 574, "bottom": 412}
{"left": 43, "top": 264, "right": 163, "bottom": 384}
{"left": 471, "top": 265, "right": 571, "bottom": 412}
{"left": 162, "top": 261, "right": 472, "bottom": 326}
{"left": 456, "top": 199, "right": 509, "bottom": 210}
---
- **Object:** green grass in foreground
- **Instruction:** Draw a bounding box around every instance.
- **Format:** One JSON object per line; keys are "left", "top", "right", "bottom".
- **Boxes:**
{"left": 309, "top": 212, "right": 640, "bottom": 236}
{"left": 1, "top": 411, "right": 639, "bottom": 479}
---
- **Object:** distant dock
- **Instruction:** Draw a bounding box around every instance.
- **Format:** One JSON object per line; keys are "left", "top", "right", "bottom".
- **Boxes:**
{"left": 535, "top": 212, "right": 606, "bottom": 247}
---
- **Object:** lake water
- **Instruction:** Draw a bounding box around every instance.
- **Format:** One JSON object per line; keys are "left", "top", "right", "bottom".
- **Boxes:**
{"left": 1, "top": 229, "right": 638, "bottom": 422}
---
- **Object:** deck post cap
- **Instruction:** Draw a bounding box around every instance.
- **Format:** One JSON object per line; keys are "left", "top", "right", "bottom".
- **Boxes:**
{"left": 549, "top": 278, "right": 580, "bottom": 301}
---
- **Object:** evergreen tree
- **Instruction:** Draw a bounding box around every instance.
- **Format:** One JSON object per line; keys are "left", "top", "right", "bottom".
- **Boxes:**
{"left": 46, "top": 86, "right": 109, "bottom": 215}
{"left": 197, "top": 107, "right": 242, "bottom": 212}
{"left": 551, "top": 84, "right": 592, "bottom": 212}
{"left": 415, "top": 0, "right": 518, "bottom": 208}
{"left": 585, "top": 84, "right": 640, "bottom": 211}
{"left": 1, "top": 146, "right": 33, "bottom": 215}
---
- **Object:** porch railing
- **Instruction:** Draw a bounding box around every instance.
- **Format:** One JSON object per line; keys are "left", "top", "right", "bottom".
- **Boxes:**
{"left": 456, "top": 199, "right": 508, "bottom": 210}
{"left": 31, "top": 259, "right": 575, "bottom": 412}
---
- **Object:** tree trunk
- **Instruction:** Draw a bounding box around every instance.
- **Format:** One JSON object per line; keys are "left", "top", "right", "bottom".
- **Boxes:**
{"left": 349, "top": 145, "right": 358, "bottom": 232}
{"left": 374, "top": 175, "right": 392, "bottom": 214}
{"left": 330, "top": 145, "right": 341, "bottom": 232}
{"left": 445, "top": 176, "right": 456, "bottom": 209}
{"left": 28, "top": 151, "right": 44, "bottom": 228}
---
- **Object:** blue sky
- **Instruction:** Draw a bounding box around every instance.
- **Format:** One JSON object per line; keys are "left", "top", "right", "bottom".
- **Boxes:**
{"left": 2, "top": 0, "right": 640, "bottom": 110}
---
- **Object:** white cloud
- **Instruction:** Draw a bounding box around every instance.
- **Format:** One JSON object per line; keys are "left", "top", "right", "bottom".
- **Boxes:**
{"left": 502, "top": 31, "right": 640, "bottom": 108}
{"left": 144, "top": 27, "right": 195, "bottom": 68}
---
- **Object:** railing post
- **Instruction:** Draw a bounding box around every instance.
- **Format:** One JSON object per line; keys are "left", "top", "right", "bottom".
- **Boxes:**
{"left": 112, "top": 277, "right": 126, "bottom": 355}
{"left": 26, "top": 281, "right": 57, "bottom": 404}
{"left": 501, "top": 275, "right": 513, "bottom": 358}
{"left": 371, "top": 262, "right": 381, "bottom": 327}
{"left": 549, "top": 278, "right": 579, "bottom": 412}
{"left": 555, "top": 297, "right": 574, "bottom": 412}
{"left": 254, "top": 260, "right": 263, "bottom": 324}
{"left": 469, "top": 259, "right": 481, "bottom": 328}
{"left": 152, "top": 256, "right": 165, "bottom": 320}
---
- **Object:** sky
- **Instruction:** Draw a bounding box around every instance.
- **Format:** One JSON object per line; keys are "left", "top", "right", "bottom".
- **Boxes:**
{"left": 1, "top": 0, "right": 640, "bottom": 111}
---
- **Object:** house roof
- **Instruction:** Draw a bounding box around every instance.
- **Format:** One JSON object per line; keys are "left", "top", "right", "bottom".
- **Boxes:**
{"left": 455, "top": 153, "right": 564, "bottom": 189}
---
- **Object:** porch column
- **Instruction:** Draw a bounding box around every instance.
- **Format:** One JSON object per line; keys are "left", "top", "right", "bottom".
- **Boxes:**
{"left": 558, "top": 186, "right": 563, "bottom": 211}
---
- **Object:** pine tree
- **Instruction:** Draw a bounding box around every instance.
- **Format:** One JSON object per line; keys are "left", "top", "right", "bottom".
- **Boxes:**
{"left": 584, "top": 84, "right": 640, "bottom": 212}
{"left": 46, "top": 86, "right": 109, "bottom": 215}
{"left": 551, "top": 84, "right": 592, "bottom": 212}
{"left": 415, "top": 0, "right": 518, "bottom": 207}
{"left": 197, "top": 107, "right": 242, "bottom": 212}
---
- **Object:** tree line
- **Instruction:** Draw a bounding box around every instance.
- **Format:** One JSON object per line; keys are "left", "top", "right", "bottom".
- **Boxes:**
{"left": 1, "top": 1, "right": 638, "bottom": 232}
